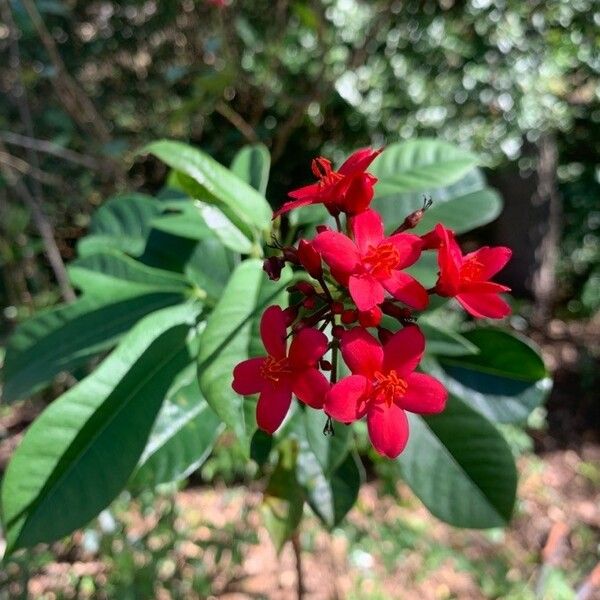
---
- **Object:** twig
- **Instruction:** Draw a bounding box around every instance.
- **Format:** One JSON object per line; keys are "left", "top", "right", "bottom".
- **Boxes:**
{"left": 0, "top": 131, "right": 102, "bottom": 170}
{"left": 290, "top": 532, "right": 305, "bottom": 600}
{"left": 215, "top": 101, "right": 258, "bottom": 143}
{"left": 0, "top": 0, "right": 75, "bottom": 302}
{"left": 19, "top": 0, "right": 112, "bottom": 144}
{"left": 0, "top": 150, "right": 63, "bottom": 186}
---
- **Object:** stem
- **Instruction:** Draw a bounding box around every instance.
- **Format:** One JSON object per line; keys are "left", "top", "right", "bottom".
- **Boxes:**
{"left": 291, "top": 532, "right": 305, "bottom": 600}
{"left": 330, "top": 338, "right": 339, "bottom": 384}
{"left": 334, "top": 213, "right": 342, "bottom": 232}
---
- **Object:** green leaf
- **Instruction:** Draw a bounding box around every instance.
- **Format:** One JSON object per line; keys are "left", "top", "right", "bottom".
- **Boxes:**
{"left": 197, "top": 260, "right": 293, "bottom": 447}
{"left": 131, "top": 372, "right": 223, "bottom": 490}
{"left": 1, "top": 303, "right": 200, "bottom": 551}
{"left": 303, "top": 409, "right": 351, "bottom": 476}
{"left": 261, "top": 440, "right": 304, "bottom": 552}
{"left": 434, "top": 328, "right": 551, "bottom": 423}
{"left": 396, "top": 395, "right": 517, "bottom": 528}
{"left": 419, "top": 320, "right": 479, "bottom": 357}
{"left": 298, "top": 447, "right": 361, "bottom": 530}
{"left": 196, "top": 203, "right": 254, "bottom": 254}
{"left": 418, "top": 188, "right": 502, "bottom": 234}
{"left": 230, "top": 143, "right": 271, "bottom": 196}
{"left": 68, "top": 251, "right": 191, "bottom": 296}
{"left": 2, "top": 291, "right": 184, "bottom": 403}
{"left": 78, "top": 193, "right": 161, "bottom": 257}
{"left": 143, "top": 140, "right": 272, "bottom": 240}
{"left": 371, "top": 139, "right": 479, "bottom": 196}
{"left": 250, "top": 429, "right": 273, "bottom": 467}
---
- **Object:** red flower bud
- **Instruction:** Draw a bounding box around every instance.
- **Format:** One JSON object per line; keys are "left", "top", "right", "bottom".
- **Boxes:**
{"left": 316, "top": 225, "right": 329, "bottom": 234}
{"left": 303, "top": 297, "right": 316, "bottom": 309}
{"left": 319, "top": 358, "right": 333, "bottom": 370}
{"left": 332, "top": 325, "right": 345, "bottom": 338}
{"left": 297, "top": 239, "right": 323, "bottom": 278}
{"left": 331, "top": 301, "right": 344, "bottom": 314}
{"left": 295, "top": 281, "right": 316, "bottom": 297}
{"left": 358, "top": 306, "right": 382, "bottom": 328}
{"left": 341, "top": 309, "right": 358, "bottom": 324}
{"left": 282, "top": 246, "right": 300, "bottom": 264}
{"left": 282, "top": 306, "right": 298, "bottom": 326}
{"left": 263, "top": 256, "right": 284, "bottom": 281}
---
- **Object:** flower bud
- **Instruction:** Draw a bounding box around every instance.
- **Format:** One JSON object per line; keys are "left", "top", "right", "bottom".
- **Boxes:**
{"left": 282, "top": 306, "right": 298, "bottom": 326}
{"left": 332, "top": 325, "right": 345, "bottom": 338}
{"left": 303, "top": 297, "right": 316, "bottom": 309}
{"left": 295, "top": 281, "right": 315, "bottom": 297}
{"left": 358, "top": 306, "right": 382, "bottom": 328}
{"left": 331, "top": 301, "right": 344, "bottom": 314}
{"left": 319, "top": 358, "right": 332, "bottom": 371}
{"left": 297, "top": 239, "right": 323, "bottom": 278}
{"left": 263, "top": 256, "right": 284, "bottom": 281}
{"left": 341, "top": 309, "right": 357, "bottom": 324}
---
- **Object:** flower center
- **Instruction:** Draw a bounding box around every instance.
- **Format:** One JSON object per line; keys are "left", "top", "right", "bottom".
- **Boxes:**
{"left": 311, "top": 157, "right": 344, "bottom": 188}
{"left": 372, "top": 369, "right": 408, "bottom": 406}
{"left": 363, "top": 242, "right": 401, "bottom": 278}
{"left": 260, "top": 355, "right": 291, "bottom": 383}
{"left": 460, "top": 257, "right": 484, "bottom": 282}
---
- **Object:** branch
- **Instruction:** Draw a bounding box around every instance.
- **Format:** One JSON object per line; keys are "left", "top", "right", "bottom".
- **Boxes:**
{"left": 0, "top": 150, "right": 63, "bottom": 187}
{"left": 290, "top": 532, "right": 305, "bottom": 600}
{"left": 19, "top": 0, "right": 112, "bottom": 144}
{"left": 0, "top": 131, "right": 102, "bottom": 170}
{"left": 215, "top": 101, "right": 259, "bottom": 143}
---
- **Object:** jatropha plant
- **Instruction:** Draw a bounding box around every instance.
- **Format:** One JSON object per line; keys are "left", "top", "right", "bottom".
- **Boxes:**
{"left": 234, "top": 148, "right": 512, "bottom": 458}
{"left": 1, "top": 139, "right": 549, "bottom": 556}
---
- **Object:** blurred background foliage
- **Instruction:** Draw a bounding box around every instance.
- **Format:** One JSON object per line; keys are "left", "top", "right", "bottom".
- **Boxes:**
{"left": 0, "top": 0, "right": 599, "bottom": 324}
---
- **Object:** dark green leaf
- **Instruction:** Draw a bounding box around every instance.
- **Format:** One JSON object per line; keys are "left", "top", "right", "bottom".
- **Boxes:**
{"left": 1, "top": 303, "right": 200, "bottom": 551}
{"left": 68, "top": 251, "right": 191, "bottom": 296}
{"left": 230, "top": 143, "right": 271, "bottom": 195}
{"left": 143, "top": 140, "right": 272, "bottom": 241}
{"left": 78, "top": 193, "right": 161, "bottom": 257}
{"left": 261, "top": 440, "right": 304, "bottom": 552}
{"left": 396, "top": 395, "right": 517, "bottom": 528}
{"left": 434, "top": 328, "right": 551, "bottom": 423}
{"left": 419, "top": 320, "right": 479, "bottom": 357}
{"left": 2, "top": 291, "right": 184, "bottom": 403}
{"left": 371, "top": 139, "right": 479, "bottom": 196}
{"left": 304, "top": 409, "right": 351, "bottom": 475}
{"left": 131, "top": 372, "right": 223, "bottom": 490}
{"left": 250, "top": 429, "right": 273, "bottom": 467}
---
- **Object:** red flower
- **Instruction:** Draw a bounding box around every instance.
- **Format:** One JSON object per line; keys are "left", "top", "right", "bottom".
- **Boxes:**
{"left": 325, "top": 326, "right": 447, "bottom": 458}
{"left": 313, "top": 209, "right": 428, "bottom": 312}
{"left": 433, "top": 224, "right": 512, "bottom": 319}
{"left": 273, "top": 147, "right": 381, "bottom": 218}
{"left": 232, "top": 306, "right": 329, "bottom": 433}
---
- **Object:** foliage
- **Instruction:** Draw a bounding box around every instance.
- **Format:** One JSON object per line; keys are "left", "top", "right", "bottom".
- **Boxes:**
{"left": 0, "top": 139, "right": 549, "bottom": 555}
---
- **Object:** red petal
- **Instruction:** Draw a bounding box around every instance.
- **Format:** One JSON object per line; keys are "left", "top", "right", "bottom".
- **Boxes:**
{"left": 351, "top": 209, "right": 384, "bottom": 254}
{"left": 232, "top": 357, "right": 265, "bottom": 395}
{"left": 349, "top": 274, "right": 385, "bottom": 311}
{"left": 325, "top": 375, "right": 370, "bottom": 423}
{"left": 367, "top": 402, "right": 409, "bottom": 458}
{"left": 400, "top": 373, "right": 448, "bottom": 414}
{"left": 456, "top": 292, "right": 511, "bottom": 319}
{"left": 256, "top": 381, "right": 293, "bottom": 434}
{"left": 381, "top": 270, "right": 429, "bottom": 310}
{"left": 338, "top": 147, "right": 382, "bottom": 175}
{"left": 382, "top": 325, "right": 425, "bottom": 376}
{"left": 288, "top": 181, "right": 321, "bottom": 200}
{"left": 293, "top": 368, "right": 330, "bottom": 408}
{"left": 460, "top": 280, "right": 511, "bottom": 294}
{"left": 388, "top": 233, "right": 423, "bottom": 268}
{"left": 273, "top": 195, "right": 316, "bottom": 219}
{"left": 260, "top": 305, "right": 288, "bottom": 358}
{"left": 464, "top": 246, "right": 512, "bottom": 280}
{"left": 435, "top": 224, "right": 461, "bottom": 296}
{"left": 420, "top": 228, "right": 442, "bottom": 250}
{"left": 313, "top": 230, "right": 360, "bottom": 276}
{"left": 289, "top": 327, "right": 328, "bottom": 368}
{"left": 340, "top": 327, "right": 384, "bottom": 377}
{"left": 342, "top": 173, "right": 376, "bottom": 215}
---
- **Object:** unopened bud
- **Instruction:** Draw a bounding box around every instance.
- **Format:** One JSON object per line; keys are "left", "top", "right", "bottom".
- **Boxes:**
{"left": 282, "top": 306, "right": 298, "bottom": 326}
{"left": 263, "top": 256, "right": 284, "bottom": 281}
{"left": 303, "top": 297, "right": 316, "bottom": 309}
{"left": 282, "top": 246, "right": 300, "bottom": 264}
{"left": 332, "top": 325, "right": 345, "bottom": 338}
{"left": 341, "top": 309, "right": 358, "bottom": 324}
{"left": 319, "top": 358, "right": 332, "bottom": 371}
{"left": 358, "top": 306, "right": 382, "bottom": 328}
{"left": 295, "top": 281, "right": 315, "bottom": 297}
{"left": 331, "top": 301, "right": 344, "bottom": 314}
{"left": 297, "top": 239, "right": 322, "bottom": 278}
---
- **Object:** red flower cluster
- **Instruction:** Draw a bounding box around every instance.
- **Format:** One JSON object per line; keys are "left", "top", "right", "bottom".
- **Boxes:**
{"left": 233, "top": 148, "right": 512, "bottom": 458}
